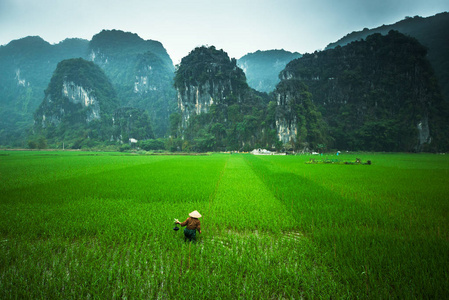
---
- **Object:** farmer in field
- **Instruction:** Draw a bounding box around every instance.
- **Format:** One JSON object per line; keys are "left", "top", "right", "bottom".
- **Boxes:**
{"left": 176, "top": 210, "right": 202, "bottom": 242}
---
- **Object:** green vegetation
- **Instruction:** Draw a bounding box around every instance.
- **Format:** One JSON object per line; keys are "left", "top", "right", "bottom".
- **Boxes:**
{"left": 89, "top": 30, "right": 177, "bottom": 137}
{"left": 281, "top": 30, "right": 449, "bottom": 152}
{"left": 0, "top": 37, "right": 89, "bottom": 147}
{"left": 0, "top": 30, "right": 177, "bottom": 148}
{"left": 326, "top": 12, "right": 449, "bottom": 104}
{"left": 1, "top": 151, "right": 448, "bottom": 298}
{"left": 275, "top": 80, "right": 329, "bottom": 150}
{"left": 174, "top": 46, "right": 247, "bottom": 90}
{"left": 173, "top": 46, "right": 276, "bottom": 152}
{"left": 32, "top": 58, "right": 120, "bottom": 148}
{"left": 113, "top": 107, "right": 155, "bottom": 141}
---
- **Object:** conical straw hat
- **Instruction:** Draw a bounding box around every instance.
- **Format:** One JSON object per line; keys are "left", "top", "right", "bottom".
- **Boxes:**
{"left": 189, "top": 210, "right": 202, "bottom": 218}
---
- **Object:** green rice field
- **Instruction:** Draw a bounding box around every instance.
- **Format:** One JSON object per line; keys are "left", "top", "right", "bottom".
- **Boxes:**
{"left": 1, "top": 151, "right": 448, "bottom": 298}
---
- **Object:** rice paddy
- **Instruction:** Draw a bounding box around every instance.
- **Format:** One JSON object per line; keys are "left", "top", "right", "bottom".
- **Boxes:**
{"left": 0, "top": 151, "right": 448, "bottom": 298}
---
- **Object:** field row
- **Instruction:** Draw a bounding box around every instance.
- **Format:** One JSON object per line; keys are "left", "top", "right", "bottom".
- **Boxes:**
{"left": 1, "top": 151, "right": 448, "bottom": 298}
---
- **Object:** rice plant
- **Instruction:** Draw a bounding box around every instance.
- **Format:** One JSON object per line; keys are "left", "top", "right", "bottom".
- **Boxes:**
{"left": 0, "top": 151, "right": 448, "bottom": 298}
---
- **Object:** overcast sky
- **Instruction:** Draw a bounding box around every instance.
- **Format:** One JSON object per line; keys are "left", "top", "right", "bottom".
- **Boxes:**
{"left": 0, "top": 0, "right": 448, "bottom": 64}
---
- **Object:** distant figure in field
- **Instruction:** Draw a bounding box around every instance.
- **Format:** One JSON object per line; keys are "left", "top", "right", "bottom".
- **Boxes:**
{"left": 176, "top": 210, "right": 202, "bottom": 242}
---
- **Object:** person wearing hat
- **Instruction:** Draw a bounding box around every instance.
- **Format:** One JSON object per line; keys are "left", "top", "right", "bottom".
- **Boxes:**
{"left": 176, "top": 210, "right": 202, "bottom": 242}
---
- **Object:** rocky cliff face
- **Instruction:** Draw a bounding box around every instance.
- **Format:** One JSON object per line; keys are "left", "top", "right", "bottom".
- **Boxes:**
{"left": 278, "top": 30, "right": 449, "bottom": 152}
{"left": 62, "top": 81, "right": 101, "bottom": 122}
{"left": 37, "top": 80, "right": 101, "bottom": 128}
{"left": 34, "top": 58, "right": 119, "bottom": 146}
{"left": 275, "top": 93, "right": 297, "bottom": 144}
{"left": 0, "top": 36, "right": 89, "bottom": 146}
{"left": 172, "top": 46, "right": 272, "bottom": 151}
{"left": 88, "top": 30, "right": 176, "bottom": 137}
{"left": 174, "top": 46, "right": 249, "bottom": 132}
{"left": 177, "top": 78, "right": 235, "bottom": 129}
{"left": 274, "top": 80, "right": 327, "bottom": 150}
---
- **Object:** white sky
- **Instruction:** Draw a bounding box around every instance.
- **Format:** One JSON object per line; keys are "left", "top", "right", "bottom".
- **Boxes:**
{"left": 0, "top": 0, "right": 448, "bottom": 64}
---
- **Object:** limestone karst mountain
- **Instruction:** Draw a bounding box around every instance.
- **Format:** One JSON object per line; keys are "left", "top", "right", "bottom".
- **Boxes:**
{"left": 173, "top": 46, "right": 274, "bottom": 151}
{"left": 277, "top": 31, "right": 448, "bottom": 152}
{"left": 0, "top": 36, "right": 89, "bottom": 145}
{"left": 326, "top": 12, "right": 449, "bottom": 104}
{"left": 33, "top": 58, "right": 154, "bottom": 148}
{"left": 88, "top": 30, "right": 176, "bottom": 137}
{"left": 34, "top": 58, "right": 119, "bottom": 146}
{"left": 0, "top": 30, "right": 176, "bottom": 147}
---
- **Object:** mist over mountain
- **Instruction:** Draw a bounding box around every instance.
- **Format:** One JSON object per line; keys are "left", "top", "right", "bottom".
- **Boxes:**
{"left": 0, "top": 12, "right": 448, "bottom": 152}
{"left": 237, "top": 50, "right": 302, "bottom": 93}
{"left": 88, "top": 30, "right": 177, "bottom": 137}
{"left": 0, "top": 30, "right": 176, "bottom": 147}
{"left": 0, "top": 36, "right": 89, "bottom": 146}
{"left": 326, "top": 12, "right": 449, "bottom": 104}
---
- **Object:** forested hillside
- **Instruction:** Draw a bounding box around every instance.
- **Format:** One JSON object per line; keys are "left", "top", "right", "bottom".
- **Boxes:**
{"left": 280, "top": 30, "right": 449, "bottom": 152}
{"left": 0, "top": 30, "right": 176, "bottom": 147}
{"left": 326, "top": 12, "right": 449, "bottom": 104}
{"left": 32, "top": 58, "right": 154, "bottom": 149}
{"left": 89, "top": 30, "right": 176, "bottom": 137}
{"left": 173, "top": 46, "right": 275, "bottom": 151}
{"left": 0, "top": 37, "right": 89, "bottom": 146}
{"left": 32, "top": 58, "right": 119, "bottom": 148}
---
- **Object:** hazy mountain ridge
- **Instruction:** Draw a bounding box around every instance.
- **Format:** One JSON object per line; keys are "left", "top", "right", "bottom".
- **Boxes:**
{"left": 0, "top": 13, "right": 448, "bottom": 152}
{"left": 88, "top": 30, "right": 177, "bottom": 137}
{"left": 89, "top": 30, "right": 170, "bottom": 62}
{"left": 237, "top": 50, "right": 302, "bottom": 93}
{"left": 0, "top": 30, "right": 176, "bottom": 146}
{"left": 0, "top": 36, "right": 89, "bottom": 145}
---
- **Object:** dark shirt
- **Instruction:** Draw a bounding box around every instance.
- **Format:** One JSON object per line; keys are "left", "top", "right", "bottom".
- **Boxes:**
{"left": 180, "top": 217, "right": 201, "bottom": 232}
